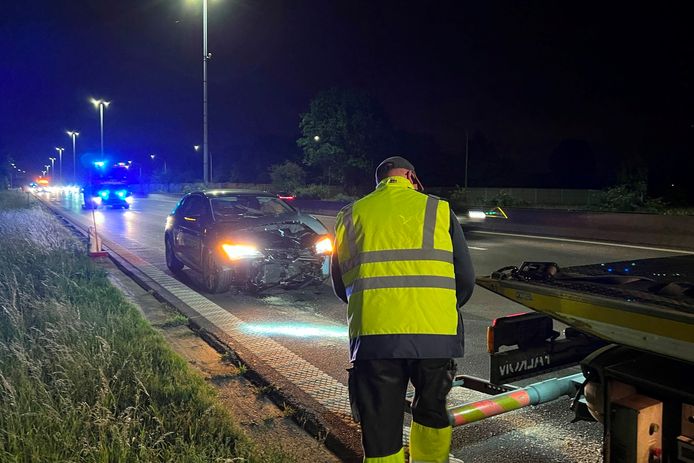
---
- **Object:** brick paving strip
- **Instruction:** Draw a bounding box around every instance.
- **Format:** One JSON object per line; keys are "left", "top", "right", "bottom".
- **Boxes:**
{"left": 41, "top": 200, "right": 363, "bottom": 462}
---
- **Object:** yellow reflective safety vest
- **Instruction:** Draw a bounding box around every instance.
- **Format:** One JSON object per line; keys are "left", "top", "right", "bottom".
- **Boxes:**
{"left": 334, "top": 176, "right": 463, "bottom": 361}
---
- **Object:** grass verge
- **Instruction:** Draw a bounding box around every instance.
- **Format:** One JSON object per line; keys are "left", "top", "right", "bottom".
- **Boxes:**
{"left": 0, "top": 191, "right": 290, "bottom": 462}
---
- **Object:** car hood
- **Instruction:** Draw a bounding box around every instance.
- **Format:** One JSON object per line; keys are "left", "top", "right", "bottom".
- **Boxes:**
{"left": 213, "top": 214, "right": 319, "bottom": 250}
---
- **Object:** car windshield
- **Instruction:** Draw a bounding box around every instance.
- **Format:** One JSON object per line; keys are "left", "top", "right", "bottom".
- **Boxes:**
{"left": 210, "top": 194, "right": 293, "bottom": 220}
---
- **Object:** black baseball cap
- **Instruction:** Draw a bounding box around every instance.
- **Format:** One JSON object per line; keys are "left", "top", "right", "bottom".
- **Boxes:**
{"left": 375, "top": 156, "right": 416, "bottom": 183}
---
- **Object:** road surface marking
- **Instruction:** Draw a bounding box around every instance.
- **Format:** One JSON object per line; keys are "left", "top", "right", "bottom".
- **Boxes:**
{"left": 468, "top": 246, "right": 487, "bottom": 251}
{"left": 469, "top": 230, "right": 694, "bottom": 254}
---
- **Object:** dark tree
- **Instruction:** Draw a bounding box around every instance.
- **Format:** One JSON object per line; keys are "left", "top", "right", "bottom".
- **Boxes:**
{"left": 297, "top": 88, "right": 394, "bottom": 188}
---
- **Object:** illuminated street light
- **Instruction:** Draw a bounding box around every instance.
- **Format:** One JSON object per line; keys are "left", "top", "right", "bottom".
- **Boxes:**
{"left": 150, "top": 154, "right": 155, "bottom": 160}
{"left": 45, "top": 164, "right": 50, "bottom": 176}
{"left": 90, "top": 98, "right": 110, "bottom": 156}
{"left": 55, "top": 147, "right": 64, "bottom": 184}
{"left": 66, "top": 130, "right": 79, "bottom": 182}
{"left": 203, "top": 0, "right": 211, "bottom": 183}
{"left": 187, "top": 0, "right": 212, "bottom": 183}
{"left": 314, "top": 135, "right": 320, "bottom": 142}
{"left": 49, "top": 157, "right": 56, "bottom": 178}
{"left": 193, "top": 145, "right": 200, "bottom": 151}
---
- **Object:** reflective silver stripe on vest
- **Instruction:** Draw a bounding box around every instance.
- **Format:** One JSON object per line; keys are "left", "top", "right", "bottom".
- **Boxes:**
{"left": 422, "top": 196, "right": 439, "bottom": 249}
{"left": 340, "top": 248, "right": 452, "bottom": 275}
{"left": 341, "top": 205, "right": 358, "bottom": 259}
{"left": 346, "top": 275, "right": 456, "bottom": 297}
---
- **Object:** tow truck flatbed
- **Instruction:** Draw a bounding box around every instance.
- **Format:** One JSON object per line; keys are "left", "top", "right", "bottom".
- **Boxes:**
{"left": 477, "top": 256, "right": 694, "bottom": 364}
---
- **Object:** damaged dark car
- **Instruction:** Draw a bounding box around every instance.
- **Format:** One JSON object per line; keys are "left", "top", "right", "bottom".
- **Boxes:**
{"left": 164, "top": 190, "right": 333, "bottom": 293}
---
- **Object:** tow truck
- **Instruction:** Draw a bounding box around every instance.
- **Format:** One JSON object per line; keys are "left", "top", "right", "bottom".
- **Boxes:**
{"left": 445, "top": 256, "right": 694, "bottom": 463}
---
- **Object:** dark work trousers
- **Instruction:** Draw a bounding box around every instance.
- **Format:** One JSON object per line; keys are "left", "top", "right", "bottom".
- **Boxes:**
{"left": 349, "top": 358, "right": 456, "bottom": 458}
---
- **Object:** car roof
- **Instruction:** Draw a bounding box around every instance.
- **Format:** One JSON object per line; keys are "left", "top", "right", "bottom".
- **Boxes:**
{"left": 193, "top": 189, "right": 274, "bottom": 198}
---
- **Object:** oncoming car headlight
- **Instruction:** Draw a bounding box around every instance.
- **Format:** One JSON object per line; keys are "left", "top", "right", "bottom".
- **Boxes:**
{"left": 92, "top": 196, "right": 102, "bottom": 205}
{"left": 314, "top": 237, "right": 333, "bottom": 255}
{"left": 222, "top": 243, "right": 263, "bottom": 260}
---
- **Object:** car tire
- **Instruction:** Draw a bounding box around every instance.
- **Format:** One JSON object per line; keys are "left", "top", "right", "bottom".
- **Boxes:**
{"left": 202, "top": 249, "right": 231, "bottom": 293}
{"left": 165, "top": 236, "right": 184, "bottom": 272}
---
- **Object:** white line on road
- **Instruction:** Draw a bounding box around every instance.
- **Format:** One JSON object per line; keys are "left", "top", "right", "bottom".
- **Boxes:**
{"left": 469, "top": 230, "right": 694, "bottom": 254}
{"left": 468, "top": 246, "right": 487, "bottom": 251}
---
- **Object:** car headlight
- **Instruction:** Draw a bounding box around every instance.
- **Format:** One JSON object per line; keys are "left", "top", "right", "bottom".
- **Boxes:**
{"left": 314, "top": 236, "right": 333, "bottom": 255}
{"left": 125, "top": 196, "right": 134, "bottom": 204}
{"left": 92, "top": 196, "right": 102, "bottom": 205}
{"left": 222, "top": 243, "right": 263, "bottom": 260}
{"left": 468, "top": 210, "right": 486, "bottom": 219}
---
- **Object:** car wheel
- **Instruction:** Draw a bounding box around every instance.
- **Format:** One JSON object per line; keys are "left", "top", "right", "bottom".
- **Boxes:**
{"left": 165, "top": 236, "right": 184, "bottom": 272}
{"left": 202, "top": 249, "right": 231, "bottom": 293}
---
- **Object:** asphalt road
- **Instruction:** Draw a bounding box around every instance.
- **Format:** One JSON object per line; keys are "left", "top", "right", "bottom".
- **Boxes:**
{"left": 43, "top": 191, "right": 683, "bottom": 462}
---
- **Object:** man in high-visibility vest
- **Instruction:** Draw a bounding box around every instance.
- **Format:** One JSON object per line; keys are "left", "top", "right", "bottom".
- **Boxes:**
{"left": 331, "top": 156, "right": 474, "bottom": 462}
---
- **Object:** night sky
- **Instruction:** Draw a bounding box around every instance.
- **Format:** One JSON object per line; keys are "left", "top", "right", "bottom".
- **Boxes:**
{"left": 2, "top": 1, "right": 693, "bottom": 194}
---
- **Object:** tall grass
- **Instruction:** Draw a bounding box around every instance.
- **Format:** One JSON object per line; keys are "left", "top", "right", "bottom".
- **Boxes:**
{"left": 0, "top": 194, "right": 289, "bottom": 462}
{"left": 0, "top": 191, "right": 32, "bottom": 211}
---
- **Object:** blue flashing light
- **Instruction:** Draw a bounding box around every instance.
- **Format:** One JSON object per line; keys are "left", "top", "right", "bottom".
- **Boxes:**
{"left": 607, "top": 268, "right": 613, "bottom": 272}
{"left": 116, "top": 189, "right": 127, "bottom": 198}
{"left": 94, "top": 161, "right": 105, "bottom": 168}
{"left": 623, "top": 268, "right": 630, "bottom": 272}
{"left": 98, "top": 189, "right": 110, "bottom": 199}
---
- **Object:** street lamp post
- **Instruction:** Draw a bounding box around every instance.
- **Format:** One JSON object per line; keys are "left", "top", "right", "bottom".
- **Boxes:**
{"left": 90, "top": 99, "right": 110, "bottom": 157}
{"left": 67, "top": 131, "right": 79, "bottom": 183}
{"left": 202, "top": 0, "right": 211, "bottom": 184}
{"left": 55, "top": 147, "right": 64, "bottom": 184}
{"left": 150, "top": 154, "right": 167, "bottom": 175}
{"left": 49, "top": 158, "right": 56, "bottom": 180}
{"left": 464, "top": 130, "right": 469, "bottom": 189}
{"left": 45, "top": 165, "right": 50, "bottom": 177}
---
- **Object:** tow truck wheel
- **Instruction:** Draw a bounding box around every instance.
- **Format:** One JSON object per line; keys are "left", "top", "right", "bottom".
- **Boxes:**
{"left": 202, "top": 249, "right": 231, "bottom": 293}
{"left": 165, "top": 236, "right": 184, "bottom": 272}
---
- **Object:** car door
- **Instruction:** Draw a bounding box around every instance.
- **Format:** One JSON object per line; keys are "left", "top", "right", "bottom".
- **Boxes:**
{"left": 172, "top": 196, "right": 193, "bottom": 267}
{"left": 174, "top": 195, "right": 206, "bottom": 269}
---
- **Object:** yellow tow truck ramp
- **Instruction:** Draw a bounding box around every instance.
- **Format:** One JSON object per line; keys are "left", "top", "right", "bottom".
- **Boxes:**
{"left": 477, "top": 256, "right": 694, "bottom": 363}
{"left": 476, "top": 256, "right": 694, "bottom": 463}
